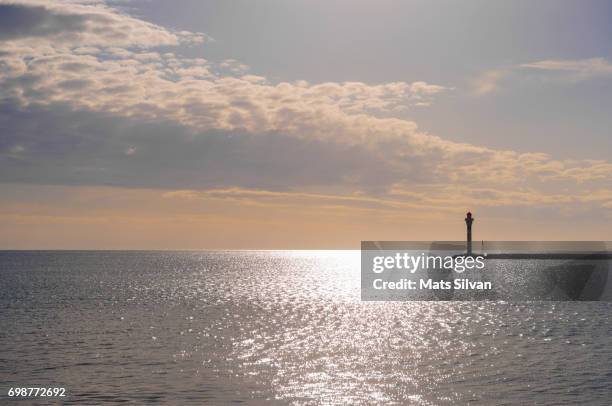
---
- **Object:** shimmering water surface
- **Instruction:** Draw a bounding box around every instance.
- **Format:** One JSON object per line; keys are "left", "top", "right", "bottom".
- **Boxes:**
{"left": 1, "top": 251, "right": 611, "bottom": 404}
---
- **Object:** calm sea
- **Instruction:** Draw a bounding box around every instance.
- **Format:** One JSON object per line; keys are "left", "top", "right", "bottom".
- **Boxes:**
{"left": 1, "top": 251, "right": 611, "bottom": 404}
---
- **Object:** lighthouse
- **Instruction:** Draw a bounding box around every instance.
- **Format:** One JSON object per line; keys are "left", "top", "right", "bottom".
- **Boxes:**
{"left": 465, "top": 212, "right": 474, "bottom": 256}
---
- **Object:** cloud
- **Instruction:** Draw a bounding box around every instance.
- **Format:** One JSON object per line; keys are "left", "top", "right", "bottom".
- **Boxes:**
{"left": 473, "top": 57, "right": 612, "bottom": 95}
{"left": 161, "top": 185, "right": 612, "bottom": 215}
{"left": 0, "top": 0, "right": 206, "bottom": 47}
{"left": 0, "top": 49, "right": 448, "bottom": 135}
{"left": 0, "top": 3, "right": 88, "bottom": 40}
{"left": 0, "top": 0, "right": 609, "bottom": 216}
{"left": 0, "top": 2, "right": 450, "bottom": 133}
{"left": 471, "top": 69, "right": 506, "bottom": 96}
{"left": 520, "top": 58, "right": 612, "bottom": 76}
{"left": 1, "top": 98, "right": 609, "bottom": 212}
{"left": 0, "top": 101, "right": 404, "bottom": 192}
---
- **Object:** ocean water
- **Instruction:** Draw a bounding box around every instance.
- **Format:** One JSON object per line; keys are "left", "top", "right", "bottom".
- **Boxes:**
{"left": 1, "top": 251, "right": 611, "bottom": 405}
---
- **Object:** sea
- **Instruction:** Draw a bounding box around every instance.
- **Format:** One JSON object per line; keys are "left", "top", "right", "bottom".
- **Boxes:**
{"left": 1, "top": 251, "right": 611, "bottom": 405}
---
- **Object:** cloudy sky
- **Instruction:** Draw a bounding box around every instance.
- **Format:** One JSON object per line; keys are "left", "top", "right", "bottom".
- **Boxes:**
{"left": 0, "top": 0, "right": 611, "bottom": 249}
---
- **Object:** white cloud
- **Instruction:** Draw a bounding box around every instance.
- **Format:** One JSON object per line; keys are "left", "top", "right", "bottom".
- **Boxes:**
{"left": 474, "top": 57, "right": 612, "bottom": 96}
{"left": 0, "top": 0, "right": 609, "bottom": 212}
{"left": 520, "top": 58, "right": 612, "bottom": 76}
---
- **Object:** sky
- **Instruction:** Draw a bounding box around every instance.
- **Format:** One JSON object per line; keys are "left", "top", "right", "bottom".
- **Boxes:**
{"left": 0, "top": 0, "right": 611, "bottom": 249}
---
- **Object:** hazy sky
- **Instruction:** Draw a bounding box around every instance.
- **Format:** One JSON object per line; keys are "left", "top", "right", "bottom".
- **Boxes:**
{"left": 0, "top": 0, "right": 611, "bottom": 248}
